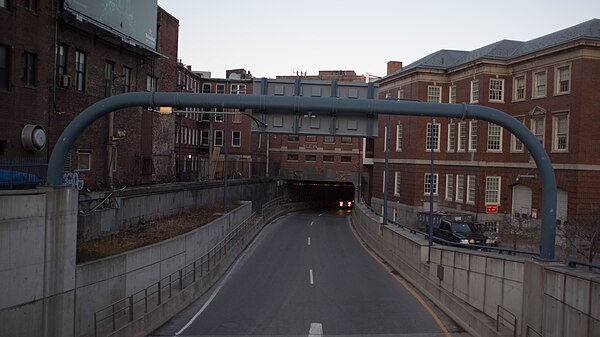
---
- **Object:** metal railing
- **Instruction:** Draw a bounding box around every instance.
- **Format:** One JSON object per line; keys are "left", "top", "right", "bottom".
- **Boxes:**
{"left": 526, "top": 325, "right": 544, "bottom": 337}
{"left": 567, "top": 260, "right": 600, "bottom": 271}
{"left": 496, "top": 305, "right": 518, "bottom": 337}
{"left": 361, "top": 200, "right": 540, "bottom": 257}
{"left": 92, "top": 199, "right": 285, "bottom": 337}
{"left": 0, "top": 159, "right": 46, "bottom": 189}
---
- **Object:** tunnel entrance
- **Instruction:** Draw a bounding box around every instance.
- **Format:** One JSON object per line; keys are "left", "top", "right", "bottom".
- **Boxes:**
{"left": 285, "top": 180, "right": 355, "bottom": 209}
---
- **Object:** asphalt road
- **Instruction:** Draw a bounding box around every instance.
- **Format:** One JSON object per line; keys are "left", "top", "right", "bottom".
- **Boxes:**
{"left": 152, "top": 209, "right": 466, "bottom": 337}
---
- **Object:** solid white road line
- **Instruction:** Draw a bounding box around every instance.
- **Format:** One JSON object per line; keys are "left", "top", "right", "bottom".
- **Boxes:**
{"left": 308, "top": 237, "right": 311, "bottom": 246}
{"left": 309, "top": 269, "right": 314, "bottom": 285}
{"left": 308, "top": 322, "right": 323, "bottom": 336}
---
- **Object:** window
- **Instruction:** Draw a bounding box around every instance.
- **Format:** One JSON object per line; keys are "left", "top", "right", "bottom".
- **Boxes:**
{"left": 24, "top": 52, "right": 36, "bottom": 86}
{"left": 398, "top": 88, "right": 404, "bottom": 99}
{"left": 231, "top": 84, "right": 246, "bottom": 94}
{"left": 426, "top": 122, "right": 440, "bottom": 151}
{"left": 485, "top": 176, "right": 501, "bottom": 205}
{"left": 104, "top": 61, "right": 114, "bottom": 97}
{"left": 55, "top": 44, "right": 67, "bottom": 84}
{"left": 533, "top": 71, "right": 546, "bottom": 98}
{"left": 216, "top": 84, "right": 225, "bottom": 94}
{"left": 458, "top": 122, "right": 467, "bottom": 151}
{"left": 470, "top": 80, "right": 479, "bottom": 103}
{"left": 0, "top": 44, "right": 9, "bottom": 90}
{"left": 323, "top": 155, "right": 334, "bottom": 162}
{"left": 553, "top": 113, "right": 569, "bottom": 151}
{"left": 447, "top": 123, "right": 456, "bottom": 152}
{"left": 513, "top": 75, "right": 525, "bottom": 101}
{"left": 449, "top": 85, "right": 456, "bottom": 104}
{"left": 305, "top": 154, "right": 316, "bottom": 162}
{"left": 468, "top": 121, "right": 478, "bottom": 151}
{"left": 288, "top": 134, "right": 299, "bottom": 142}
{"left": 555, "top": 66, "right": 570, "bottom": 95}
{"left": 232, "top": 131, "right": 241, "bottom": 147}
{"left": 487, "top": 123, "right": 502, "bottom": 151}
{"left": 427, "top": 86, "right": 441, "bottom": 103}
{"left": 445, "top": 174, "right": 454, "bottom": 200}
{"left": 396, "top": 123, "right": 403, "bottom": 151}
{"left": 110, "top": 147, "right": 118, "bottom": 172}
{"left": 202, "top": 83, "right": 211, "bottom": 93}
{"left": 305, "top": 135, "right": 317, "bottom": 143}
{"left": 394, "top": 172, "right": 401, "bottom": 196}
{"left": 26, "top": 0, "right": 36, "bottom": 11}
{"left": 511, "top": 117, "right": 525, "bottom": 152}
{"left": 146, "top": 75, "right": 157, "bottom": 92}
{"left": 424, "top": 173, "right": 438, "bottom": 196}
{"left": 466, "top": 175, "right": 476, "bottom": 204}
{"left": 531, "top": 117, "right": 545, "bottom": 146}
{"left": 324, "top": 136, "right": 334, "bottom": 144}
{"left": 489, "top": 78, "right": 504, "bottom": 102}
{"left": 200, "top": 130, "right": 209, "bottom": 145}
{"left": 340, "top": 156, "right": 352, "bottom": 163}
{"left": 341, "top": 136, "right": 352, "bottom": 144}
{"left": 75, "top": 50, "right": 86, "bottom": 91}
{"left": 287, "top": 154, "right": 298, "bottom": 161}
{"left": 455, "top": 175, "right": 464, "bottom": 202}
{"left": 77, "top": 150, "right": 91, "bottom": 171}
{"left": 214, "top": 110, "right": 224, "bottom": 122}
{"left": 122, "top": 67, "right": 131, "bottom": 93}
{"left": 214, "top": 130, "right": 223, "bottom": 146}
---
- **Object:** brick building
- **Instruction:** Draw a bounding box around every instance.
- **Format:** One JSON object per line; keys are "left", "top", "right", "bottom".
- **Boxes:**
{"left": 370, "top": 19, "right": 600, "bottom": 231}
{"left": 0, "top": 0, "right": 179, "bottom": 189}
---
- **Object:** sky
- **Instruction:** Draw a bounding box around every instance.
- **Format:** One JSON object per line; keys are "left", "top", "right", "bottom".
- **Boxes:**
{"left": 157, "top": 0, "right": 600, "bottom": 79}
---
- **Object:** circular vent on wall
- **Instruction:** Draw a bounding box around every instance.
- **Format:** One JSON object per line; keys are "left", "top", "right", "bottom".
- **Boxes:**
{"left": 21, "top": 124, "right": 47, "bottom": 151}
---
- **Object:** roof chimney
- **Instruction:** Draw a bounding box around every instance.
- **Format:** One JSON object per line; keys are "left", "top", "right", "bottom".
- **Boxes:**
{"left": 387, "top": 61, "right": 403, "bottom": 75}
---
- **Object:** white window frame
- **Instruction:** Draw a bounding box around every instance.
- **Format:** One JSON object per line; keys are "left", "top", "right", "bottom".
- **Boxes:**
{"left": 455, "top": 175, "right": 464, "bottom": 202}
{"left": 426, "top": 122, "right": 441, "bottom": 152}
{"left": 513, "top": 75, "right": 526, "bottom": 102}
{"left": 216, "top": 83, "right": 225, "bottom": 94}
{"left": 398, "top": 88, "right": 404, "bottom": 99}
{"left": 470, "top": 80, "right": 479, "bottom": 103}
{"left": 427, "top": 85, "right": 442, "bottom": 103}
{"left": 485, "top": 176, "right": 501, "bottom": 205}
{"left": 232, "top": 131, "right": 241, "bottom": 147}
{"left": 214, "top": 130, "right": 224, "bottom": 146}
{"left": 468, "top": 121, "right": 477, "bottom": 152}
{"left": 447, "top": 122, "right": 456, "bottom": 152}
{"left": 383, "top": 125, "right": 388, "bottom": 151}
{"left": 424, "top": 173, "right": 439, "bottom": 196}
{"left": 394, "top": 171, "right": 401, "bottom": 196}
{"left": 487, "top": 123, "right": 503, "bottom": 152}
{"left": 466, "top": 175, "right": 476, "bottom": 205}
{"left": 489, "top": 78, "right": 504, "bottom": 103}
{"left": 552, "top": 113, "right": 569, "bottom": 152}
{"left": 531, "top": 116, "right": 545, "bottom": 146}
{"left": 77, "top": 150, "right": 91, "bottom": 171}
{"left": 449, "top": 85, "right": 456, "bottom": 104}
{"left": 231, "top": 83, "right": 247, "bottom": 95}
{"left": 533, "top": 70, "right": 547, "bottom": 99}
{"left": 511, "top": 116, "right": 525, "bottom": 152}
{"left": 555, "top": 65, "right": 571, "bottom": 95}
{"left": 200, "top": 130, "right": 210, "bottom": 146}
{"left": 445, "top": 174, "right": 454, "bottom": 201}
{"left": 396, "top": 123, "right": 403, "bottom": 152}
{"left": 457, "top": 121, "right": 467, "bottom": 152}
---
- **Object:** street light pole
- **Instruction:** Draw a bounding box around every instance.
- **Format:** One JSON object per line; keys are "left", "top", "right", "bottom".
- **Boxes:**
{"left": 428, "top": 118, "right": 435, "bottom": 263}
{"left": 383, "top": 114, "right": 390, "bottom": 227}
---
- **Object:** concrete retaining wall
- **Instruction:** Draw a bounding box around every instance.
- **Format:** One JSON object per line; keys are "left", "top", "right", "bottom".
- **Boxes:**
{"left": 78, "top": 179, "right": 279, "bottom": 240}
{"left": 352, "top": 202, "right": 600, "bottom": 337}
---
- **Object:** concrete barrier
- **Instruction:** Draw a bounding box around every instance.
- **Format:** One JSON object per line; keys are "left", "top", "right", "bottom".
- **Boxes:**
{"left": 352, "top": 202, "right": 600, "bottom": 337}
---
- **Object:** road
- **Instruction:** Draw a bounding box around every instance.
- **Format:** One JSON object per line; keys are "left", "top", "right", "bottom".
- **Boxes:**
{"left": 152, "top": 209, "right": 467, "bottom": 337}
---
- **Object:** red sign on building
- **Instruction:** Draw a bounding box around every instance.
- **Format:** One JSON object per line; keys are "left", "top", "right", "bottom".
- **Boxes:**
{"left": 486, "top": 205, "right": 499, "bottom": 213}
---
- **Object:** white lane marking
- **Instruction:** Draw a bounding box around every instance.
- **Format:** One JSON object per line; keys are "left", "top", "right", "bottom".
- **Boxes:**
{"left": 310, "top": 221, "right": 314, "bottom": 226}
{"left": 175, "top": 275, "right": 223, "bottom": 335}
{"left": 309, "top": 269, "right": 314, "bottom": 285}
{"left": 308, "top": 237, "right": 311, "bottom": 246}
{"left": 309, "top": 322, "right": 323, "bottom": 336}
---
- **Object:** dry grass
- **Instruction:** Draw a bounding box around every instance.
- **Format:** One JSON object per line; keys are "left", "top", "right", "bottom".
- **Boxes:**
{"left": 77, "top": 206, "right": 225, "bottom": 263}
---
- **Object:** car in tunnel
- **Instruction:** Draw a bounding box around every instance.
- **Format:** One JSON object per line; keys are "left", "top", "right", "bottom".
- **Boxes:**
{"left": 338, "top": 200, "right": 353, "bottom": 209}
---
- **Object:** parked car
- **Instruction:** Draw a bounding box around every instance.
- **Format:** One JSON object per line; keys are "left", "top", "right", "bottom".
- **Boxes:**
{"left": 431, "top": 220, "right": 488, "bottom": 245}
{"left": 467, "top": 222, "right": 501, "bottom": 246}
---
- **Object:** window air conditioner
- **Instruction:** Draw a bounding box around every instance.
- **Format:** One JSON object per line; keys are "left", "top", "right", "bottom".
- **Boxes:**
{"left": 59, "top": 74, "right": 71, "bottom": 88}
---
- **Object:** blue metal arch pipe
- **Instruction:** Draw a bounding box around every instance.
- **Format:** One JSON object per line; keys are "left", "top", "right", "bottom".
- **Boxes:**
{"left": 47, "top": 91, "right": 557, "bottom": 259}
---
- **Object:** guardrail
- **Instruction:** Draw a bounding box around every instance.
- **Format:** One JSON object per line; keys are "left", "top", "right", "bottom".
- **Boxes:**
{"left": 92, "top": 198, "right": 286, "bottom": 337}
{"left": 496, "top": 304, "right": 518, "bottom": 337}
{"left": 526, "top": 325, "right": 544, "bottom": 337}
{"left": 360, "top": 200, "right": 540, "bottom": 257}
{"left": 567, "top": 260, "right": 600, "bottom": 271}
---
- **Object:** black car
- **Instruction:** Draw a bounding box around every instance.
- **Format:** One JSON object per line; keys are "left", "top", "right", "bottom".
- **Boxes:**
{"left": 432, "top": 220, "right": 488, "bottom": 245}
